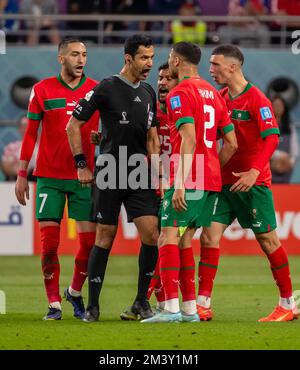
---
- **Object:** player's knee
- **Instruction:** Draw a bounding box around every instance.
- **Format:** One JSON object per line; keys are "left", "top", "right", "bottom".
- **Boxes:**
{"left": 200, "top": 229, "right": 220, "bottom": 248}
{"left": 256, "top": 231, "right": 280, "bottom": 254}
{"left": 158, "top": 230, "right": 167, "bottom": 248}
{"left": 95, "top": 225, "right": 117, "bottom": 249}
{"left": 141, "top": 227, "right": 159, "bottom": 246}
{"left": 40, "top": 225, "right": 60, "bottom": 255}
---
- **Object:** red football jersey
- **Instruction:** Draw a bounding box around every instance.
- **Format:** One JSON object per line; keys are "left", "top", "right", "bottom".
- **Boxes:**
{"left": 167, "top": 77, "right": 233, "bottom": 191}
{"left": 157, "top": 102, "right": 171, "bottom": 156}
{"left": 24, "top": 75, "right": 99, "bottom": 179}
{"left": 220, "top": 83, "right": 280, "bottom": 187}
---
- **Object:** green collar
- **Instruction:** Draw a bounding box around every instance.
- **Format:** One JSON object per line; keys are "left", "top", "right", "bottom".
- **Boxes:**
{"left": 179, "top": 76, "right": 192, "bottom": 83}
{"left": 57, "top": 74, "right": 87, "bottom": 91}
{"left": 229, "top": 82, "right": 252, "bottom": 100}
{"left": 160, "top": 103, "right": 167, "bottom": 113}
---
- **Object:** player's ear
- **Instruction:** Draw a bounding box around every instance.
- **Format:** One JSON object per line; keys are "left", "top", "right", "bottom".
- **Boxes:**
{"left": 230, "top": 62, "right": 237, "bottom": 73}
{"left": 58, "top": 54, "right": 64, "bottom": 65}
{"left": 125, "top": 53, "right": 132, "bottom": 65}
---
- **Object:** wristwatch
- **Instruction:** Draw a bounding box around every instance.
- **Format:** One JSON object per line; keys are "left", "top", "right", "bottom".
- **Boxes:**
{"left": 76, "top": 159, "right": 87, "bottom": 169}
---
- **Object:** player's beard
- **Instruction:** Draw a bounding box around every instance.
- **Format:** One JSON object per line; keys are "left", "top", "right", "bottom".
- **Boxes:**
{"left": 158, "top": 88, "right": 169, "bottom": 104}
{"left": 169, "top": 66, "right": 178, "bottom": 79}
{"left": 65, "top": 63, "right": 83, "bottom": 79}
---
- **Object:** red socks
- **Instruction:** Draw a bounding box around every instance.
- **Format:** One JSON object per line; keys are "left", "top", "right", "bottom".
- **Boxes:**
{"left": 179, "top": 247, "right": 196, "bottom": 302}
{"left": 198, "top": 247, "right": 220, "bottom": 297}
{"left": 150, "top": 247, "right": 196, "bottom": 304}
{"left": 40, "top": 226, "right": 61, "bottom": 303}
{"left": 147, "top": 260, "right": 165, "bottom": 303}
{"left": 71, "top": 232, "right": 95, "bottom": 292}
{"left": 267, "top": 246, "right": 293, "bottom": 298}
{"left": 159, "top": 244, "right": 180, "bottom": 300}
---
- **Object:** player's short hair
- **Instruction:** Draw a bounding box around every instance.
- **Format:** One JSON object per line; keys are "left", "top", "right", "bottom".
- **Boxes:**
{"left": 58, "top": 38, "right": 86, "bottom": 53}
{"left": 158, "top": 62, "right": 169, "bottom": 72}
{"left": 124, "top": 34, "right": 153, "bottom": 57}
{"left": 211, "top": 45, "right": 244, "bottom": 65}
{"left": 172, "top": 42, "right": 201, "bottom": 65}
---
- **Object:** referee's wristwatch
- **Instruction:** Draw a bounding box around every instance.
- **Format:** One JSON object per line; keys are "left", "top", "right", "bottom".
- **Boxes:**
{"left": 74, "top": 154, "right": 87, "bottom": 169}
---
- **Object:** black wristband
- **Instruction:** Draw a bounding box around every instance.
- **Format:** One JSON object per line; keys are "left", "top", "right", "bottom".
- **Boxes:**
{"left": 74, "top": 153, "right": 87, "bottom": 169}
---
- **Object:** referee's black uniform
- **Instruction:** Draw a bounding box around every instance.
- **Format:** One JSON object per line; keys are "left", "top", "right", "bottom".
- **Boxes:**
{"left": 73, "top": 74, "right": 159, "bottom": 223}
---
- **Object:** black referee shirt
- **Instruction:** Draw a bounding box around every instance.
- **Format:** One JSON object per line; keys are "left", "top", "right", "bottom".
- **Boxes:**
{"left": 73, "top": 74, "right": 157, "bottom": 159}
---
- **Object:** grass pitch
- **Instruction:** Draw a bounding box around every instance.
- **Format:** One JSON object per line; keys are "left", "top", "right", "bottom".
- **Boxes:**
{"left": 0, "top": 255, "right": 299, "bottom": 350}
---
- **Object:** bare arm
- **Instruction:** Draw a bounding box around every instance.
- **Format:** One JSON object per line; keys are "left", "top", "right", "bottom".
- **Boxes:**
{"left": 66, "top": 116, "right": 94, "bottom": 184}
{"left": 218, "top": 130, "right": 238, "bottom": 167}
{"left": 147, "top": 126, "right": 161, "bottom": 157}
{"left": 173, "top": 123, "right": 196, "bottom": 212}
{"left": 66, "top": 116, "right": 85, "bottom": 155}
{"left": 15, "top": 119, "right": 40, "bottom": 205}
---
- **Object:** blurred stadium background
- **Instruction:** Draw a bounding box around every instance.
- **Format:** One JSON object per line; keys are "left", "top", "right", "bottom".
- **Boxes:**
{"left": 1, "top": 0, "right": 300, "bottom": 351}
{"left": 0, "top": 1, "right": 300, "bottom": 255}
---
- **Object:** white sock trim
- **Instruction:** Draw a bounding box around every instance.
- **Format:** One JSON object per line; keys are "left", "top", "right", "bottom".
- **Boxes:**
{"left": 197, "top": 295, "right": 211, "bottom": 308}
{"left": 182, "top": 300, "right": 197, "bottom": 315}
{"left": 164, "top": 298, "right": 180, "bottom": 313}
{"left": 279, "top": 296, "right": 295, "bottom": 310}
{"left": 49, "top": 301, "right": 61, "bottom": 310}
{"left": 68, "top": 287, "right": 81, "bottom": 297}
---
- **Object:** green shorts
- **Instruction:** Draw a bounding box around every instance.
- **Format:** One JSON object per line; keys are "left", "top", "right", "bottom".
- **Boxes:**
{"left": 160, "top": 188, "right": 218, "bottom": 228}
{"left": 212, "top": 185, "right": 277, "bottom": 233}
{"left": 36, "top": 177, "right": 93, "bottom": 221}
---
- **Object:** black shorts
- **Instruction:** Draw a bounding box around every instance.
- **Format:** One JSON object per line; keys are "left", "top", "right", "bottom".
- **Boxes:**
{"left": 91, "top": 186, "right": 159, "bottom": 225}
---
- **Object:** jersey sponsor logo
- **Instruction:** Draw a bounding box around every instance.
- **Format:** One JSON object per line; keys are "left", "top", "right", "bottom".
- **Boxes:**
{"left": 84, "top": 90, "right": 94, "bottom": 102}
{"left": 133, "top": 96, "right": 142, "bottom": 102}
{"left": 170, "top": 96, "right": 181, "bottom": 110}
{"left": 67, "top": 101, "right": 77, "bottom": 115}
{"left": 174, "top": 109, "right": 182, "bottom": 115}
{"left": 260, "top": 106, "right": 273, "bottom": 120}
{"left": 266, "top": 120, "right": 273, "bottom": 126}
{"left": 159, "top": 125, "right": 169, "bottom": 130}
{"left": 119, "top": 111, "right": 129, "bottom": 124}
{"left": 67, "top": 100, "right": 77, "bottom": 106}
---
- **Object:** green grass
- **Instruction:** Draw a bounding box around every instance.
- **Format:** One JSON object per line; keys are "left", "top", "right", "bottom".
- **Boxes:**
{"left": 0, "top": 255, "right": 300, "bottom": 350}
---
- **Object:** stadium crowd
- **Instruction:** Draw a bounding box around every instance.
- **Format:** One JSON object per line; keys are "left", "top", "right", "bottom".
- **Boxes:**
{"left": 1, "top": 0, "right": 300, "bottom": 45}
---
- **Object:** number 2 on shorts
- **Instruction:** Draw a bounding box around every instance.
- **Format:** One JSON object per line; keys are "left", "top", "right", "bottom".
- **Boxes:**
{"left": 38, "top": 193, "right": 48, "bottom": 213}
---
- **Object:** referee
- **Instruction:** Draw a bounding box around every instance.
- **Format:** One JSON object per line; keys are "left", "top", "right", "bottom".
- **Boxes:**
{"left": 67, "top": 35, "right": 160, "bottom": 322}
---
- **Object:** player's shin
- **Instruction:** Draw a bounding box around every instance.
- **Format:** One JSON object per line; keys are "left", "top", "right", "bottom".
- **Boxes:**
{"left": 159, "top": 244, "right": 180, "bottom": 313}
{"left": 179, "top": 247, "right": 196, "bottom": 314}
{"left": 41, "top": 226, "right": 61, "bottom": 305}
{"left": 135, "top": 243, "right": 158, "bottom": 303}
{"left": 147, "top": 259, "right": 159, "bottom": 299}
{"left": 70, "top": 231, "right": 95, "bottom": 294}
{"left": 87, "top": 245, "right": 110, "bottom": 309}
{"left": 197, "top": 246, "right": 220, "bottom": 307}
{"left": 266, "top": 246, "right": 294, "bottom": 308}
